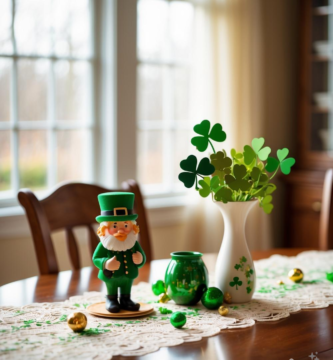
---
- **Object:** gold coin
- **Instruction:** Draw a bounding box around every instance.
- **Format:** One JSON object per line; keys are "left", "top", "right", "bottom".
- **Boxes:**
{"left": 67, "top": 312, "right": 87, "bottom": 333}
{"left": 218, "top": 306, "right": 229, "bottom": 316}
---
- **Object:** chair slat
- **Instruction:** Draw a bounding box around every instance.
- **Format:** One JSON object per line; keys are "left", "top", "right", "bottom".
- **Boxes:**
{"left": 18, "top": 181, "right": 152, "bottom": 274}
{"left": 65, "top": 228, "right": 81, "bottom": 270}
{"left": 88, "top": 225, "right": 99, "bottom": 257}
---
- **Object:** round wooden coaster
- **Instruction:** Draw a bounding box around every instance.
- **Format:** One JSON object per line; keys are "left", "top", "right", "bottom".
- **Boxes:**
{"left": 86, "top": 302, "right": 155, "bottom": 318}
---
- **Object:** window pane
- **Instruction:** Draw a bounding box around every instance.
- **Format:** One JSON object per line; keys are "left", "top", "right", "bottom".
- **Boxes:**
{"left": 55, "top": 61, "right": 89, "bottom": 122}
{"left": 0, "top": 59, "right": 11, "bottom": 122}
{"left": 57, "top": 130, "right": 83, "bottom": 182}
{"left": 0, "top": 131, "right": 11, "bottom": 191}
{"left": 15, "top": 0, "right": 51, "bottom": 55}
{"left": 137, "top": 130, "right": 163, "bottom": 185}
{"left": 53, "top": 0, "right": 91, "bottom": 57}
{"left": 173, "top": 129, "right": 191, "bottom": 184}
{"left": 137, "top": 0, "right": 169, "bottom": 61}
{"left": 19, "top": 130, "right": 47, "bottom": 190}
{"left": 174, "top": 68, "right": 190, "bottom": 122}
{"left": 0, "top": 0, "right": 13, "bottom": 54}
{"left": 137, "top": 64, "right": 164, "bottom": 122}
{"left": 17, "top": 59, "right": 49, "bottom": 121}
{"left": 170, "top": 2, "right": 194, "bottom": 62}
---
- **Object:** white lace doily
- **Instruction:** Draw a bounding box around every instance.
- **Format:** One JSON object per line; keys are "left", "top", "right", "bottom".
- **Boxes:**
{"left": 0, "top": 251, "right": 333, "bottom": 359}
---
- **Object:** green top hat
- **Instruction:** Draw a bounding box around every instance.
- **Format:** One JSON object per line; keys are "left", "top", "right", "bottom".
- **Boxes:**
{"left": 96, "top": 192, "right": 138, "bottom": 223}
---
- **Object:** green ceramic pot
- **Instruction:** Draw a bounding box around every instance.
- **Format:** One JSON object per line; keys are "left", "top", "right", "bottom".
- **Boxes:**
{"left": 165, "top": 251, "right": 209, "bottom": 305}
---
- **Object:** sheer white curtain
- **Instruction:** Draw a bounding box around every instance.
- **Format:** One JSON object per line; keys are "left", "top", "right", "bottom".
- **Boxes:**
{"left": 184, "top": 0, "right": 272, "bottom": 253}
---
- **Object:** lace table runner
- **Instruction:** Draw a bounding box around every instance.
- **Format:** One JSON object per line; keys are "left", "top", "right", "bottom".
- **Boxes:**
{"left": 1, "top": 251, "right": 333, "bottom": 359}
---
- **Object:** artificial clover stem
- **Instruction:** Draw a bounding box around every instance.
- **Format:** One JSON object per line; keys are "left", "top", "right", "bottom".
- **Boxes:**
{"left": 269, "top": 166, "right": 280, "bottom": 180}
{"left": 208, "top": 140, "right": 216, "bottom": 154}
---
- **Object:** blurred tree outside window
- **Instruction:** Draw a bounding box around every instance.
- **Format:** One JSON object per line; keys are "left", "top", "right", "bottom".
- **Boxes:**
{"left": 137, "top": 0, "right": 195, "bottom": 194}
{"left": 0, "top": 0, "right": 93, "bottom": 197}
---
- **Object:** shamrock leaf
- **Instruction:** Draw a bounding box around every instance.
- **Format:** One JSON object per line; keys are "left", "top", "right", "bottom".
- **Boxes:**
{"left": 234, "top": 264, "right": 241, "bottom": 270}
{"left": 198, "top": 176, "right": 220, "bottom": 198}
{"left": 214, "top": 187, "right": 233, "bottom": 203}
{"left": 229, "top": 277, "right": 243, "bottom": 290}
{"left": 265, "top": 148, "right": 295, "bottom": 175}
{"left": 191, "top": 120, "right": 226, "bottom": 152}
{"left": 231, "top": 149, "right": 243, "bottom": 160}
{"left": 240, "top": 256, "right": 247, "bottom": 263}
{"left": 243, "top": 145, "right": 256, "bottom": 165}
{"left": 246, "top": 287, "right": 252, "bottom": 294}
{"left": 280, "top": 158, "right": 296, "bottom": 175}
{"left": 260, "top": 195, "right": 273, "bottom": 214}
{"left": 251, "top": 138, "right": 271, "bottom": 161}
{"left": 210, "top": 151, "right": 232, "bottom": 181}
{"left": 225, "top": 164, "right": 252, "bottom": 191}
{"left": 251, "top": 167, "right": 268, "bottom": 184}
{"left": 252, "top": 183, "right": 276, "bottom": 198}
{"left": 198, "top": 178, "right": 211, "bottom": 198}
{"left": 179, "top": 155, "right": 215, "bottom": 189}
{"left": 265, "top": 157, "right": 280, "bottom": 172}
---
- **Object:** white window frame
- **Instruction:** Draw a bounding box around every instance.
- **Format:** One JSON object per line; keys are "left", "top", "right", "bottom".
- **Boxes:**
{"left": 0, "top": 0, "right": 118, "bottom": 210}
{"left": 0, "top": 0, "right": 190, "bottom": 215}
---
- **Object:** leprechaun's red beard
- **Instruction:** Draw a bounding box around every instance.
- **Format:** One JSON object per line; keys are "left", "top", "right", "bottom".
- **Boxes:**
{"left": 100, "top": 231, "right": 137, "bottom": 251}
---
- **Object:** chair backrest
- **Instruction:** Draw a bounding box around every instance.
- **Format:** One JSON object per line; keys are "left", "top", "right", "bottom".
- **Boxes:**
{"left": 18, "top": 180, "right": 152, "bottom": 274}
{"left": 319, "top": 169, "right": 333, "bottom": 250}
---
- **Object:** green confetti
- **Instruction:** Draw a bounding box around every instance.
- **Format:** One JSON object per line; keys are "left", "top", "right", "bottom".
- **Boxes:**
{"left": 79, "top": 328, "right": 110, "bottom": 336}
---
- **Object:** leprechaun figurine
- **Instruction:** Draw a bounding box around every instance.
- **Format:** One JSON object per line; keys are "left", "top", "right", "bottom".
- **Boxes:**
{"left": 93, "top": 192, "right": 146, "bottom": 313}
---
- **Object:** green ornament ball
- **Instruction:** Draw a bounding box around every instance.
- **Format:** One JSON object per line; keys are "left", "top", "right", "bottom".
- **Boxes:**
{"left": 170, "top": 311, "right": 187, "bottom": 329}
{"left": 201, "top": 287, "right": 224, "bottom": 310}
{"left": 152, "top": 280, "right": 166, "bottom": 296}
{"left": 327, "top": 272, "right": 333, "bottom": 283}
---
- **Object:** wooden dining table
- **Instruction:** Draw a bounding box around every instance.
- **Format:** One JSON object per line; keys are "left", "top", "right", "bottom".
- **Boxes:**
{"left": 1, "top": 249, "right": 333, "bottom": 360}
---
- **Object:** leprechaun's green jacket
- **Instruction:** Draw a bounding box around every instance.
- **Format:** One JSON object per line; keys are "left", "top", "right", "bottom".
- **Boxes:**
{"left": 92, "top": 241, "right": 146, "bottom": 283}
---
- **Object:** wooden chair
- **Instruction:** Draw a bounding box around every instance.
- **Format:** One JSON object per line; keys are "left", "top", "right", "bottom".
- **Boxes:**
{"left": 18, "top": 180, "right": 152, "bottom": 275}
{"left": 319, "top": 169, "right": 333, "bottom": 250}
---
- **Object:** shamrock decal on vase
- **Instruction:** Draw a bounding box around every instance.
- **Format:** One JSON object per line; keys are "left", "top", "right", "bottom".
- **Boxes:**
{"left": 229, "top": 277, "right": 243, "bottom": 290}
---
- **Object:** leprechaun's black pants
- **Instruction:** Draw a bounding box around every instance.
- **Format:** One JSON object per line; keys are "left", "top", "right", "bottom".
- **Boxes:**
{"left": 105, "top": 277, "right": 134, "bottom": 295}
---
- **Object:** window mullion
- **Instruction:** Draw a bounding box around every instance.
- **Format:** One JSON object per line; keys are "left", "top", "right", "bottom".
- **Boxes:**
{"left": 47, "top": 60, "right": 56, "bottom": 189}
{"left": 10, "top": 0, "right": 19, "bottom": 193}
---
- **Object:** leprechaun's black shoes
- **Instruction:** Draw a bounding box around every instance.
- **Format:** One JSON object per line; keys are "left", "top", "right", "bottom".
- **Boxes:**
{"left": 119, "top": 294, "right": 140, "bottom": 311}
{"left": 105, "top": 295, "right": 120, "bottom": 313}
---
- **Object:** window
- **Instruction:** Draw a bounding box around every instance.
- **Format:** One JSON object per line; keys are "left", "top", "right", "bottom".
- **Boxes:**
{"left": 0, "top": 0, "right": 195, "bottom": 211}
{"left": 136, "top": 0, "right": 195, "bottom": 195}
{"left": 0, "top": 0, "right": 94, "bottom": 203}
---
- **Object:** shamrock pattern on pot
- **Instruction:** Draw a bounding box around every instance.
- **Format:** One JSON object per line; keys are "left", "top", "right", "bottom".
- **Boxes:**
{"left": 233, "top": 256, "right": 254, "bottom": 294}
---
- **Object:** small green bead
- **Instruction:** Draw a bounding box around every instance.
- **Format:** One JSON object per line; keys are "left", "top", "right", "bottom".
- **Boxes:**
{"left": 152, "top": 280, "right": 166, "bottom": 296}
{"left": 170, "top": 312, "right": 186, "bottom": 329}
{"left": 201, "top": 287, "right": 224, "bottom": 310}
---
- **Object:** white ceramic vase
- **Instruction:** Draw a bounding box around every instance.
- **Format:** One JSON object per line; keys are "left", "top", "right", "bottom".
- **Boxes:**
{"left": 214, "top": 200, "right": 257, "bottom": 303}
